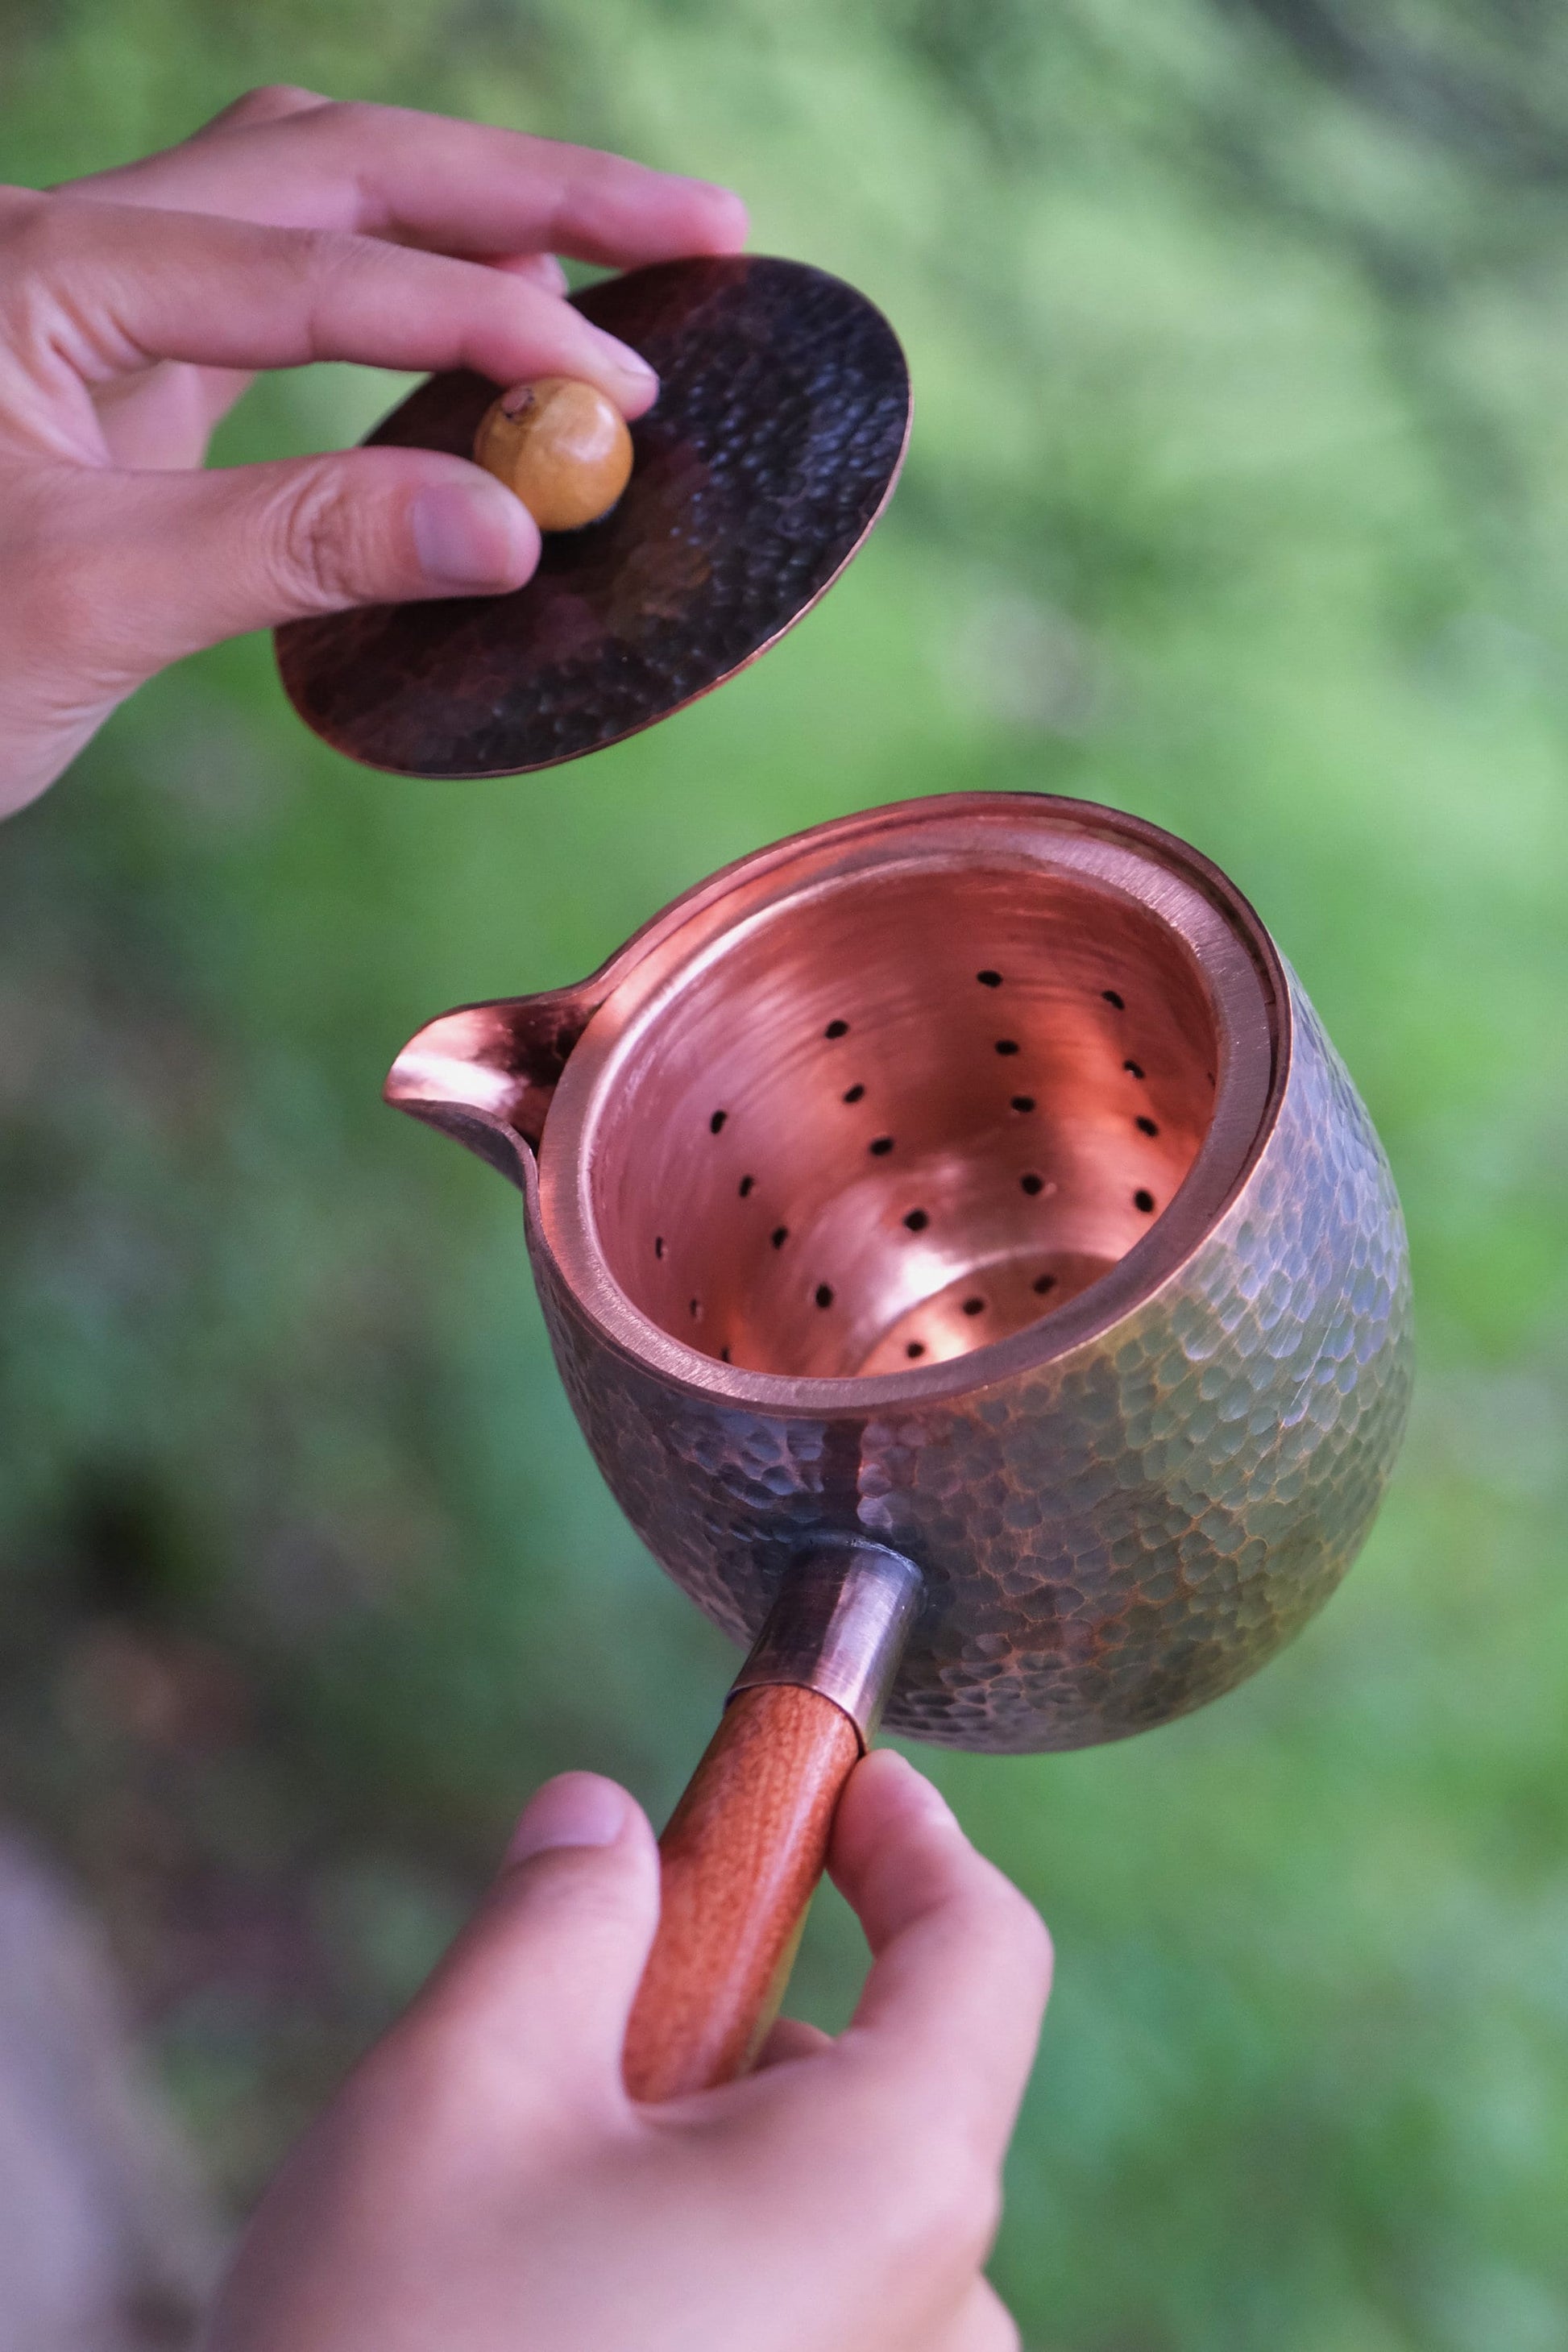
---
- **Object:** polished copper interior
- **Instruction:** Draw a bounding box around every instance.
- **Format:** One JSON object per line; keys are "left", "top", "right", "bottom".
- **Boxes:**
{"left": 586, "top": 861, "right": 1222, "bottom": 1379}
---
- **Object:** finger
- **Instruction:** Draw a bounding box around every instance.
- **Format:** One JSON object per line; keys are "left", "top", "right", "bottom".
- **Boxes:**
{"left": 2, "top": 198, "right": 657, "bottom": 433}
{"left": 58, "top": 96, "right": 749, "bottom": 267}
{"left": 828, "top": 1752, "right": 1052, "bottom": 2165}
{"left": 27, "top": 444, "right": 541, "bottom": 680}
{"left": 390, "top": 1774, "right": 660, "bottom": 2105}
{"left": 753, "top": 2016, "right": 834, "bottom": 2072}
{"left": 174, "top": 83, "right": 334, "bottom": 139}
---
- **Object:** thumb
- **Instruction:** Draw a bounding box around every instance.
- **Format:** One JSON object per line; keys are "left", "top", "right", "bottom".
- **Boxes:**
{"left": 51, "top": 445, "right": 540, "bottom": 682}
{"left": 389, "top": 1773, "right": 661, "bottom": 2109}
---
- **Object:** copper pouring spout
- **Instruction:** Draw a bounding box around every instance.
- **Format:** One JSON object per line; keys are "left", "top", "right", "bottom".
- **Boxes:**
{"left": 386, "top": 793, "right": 1412, "bottom": 2099}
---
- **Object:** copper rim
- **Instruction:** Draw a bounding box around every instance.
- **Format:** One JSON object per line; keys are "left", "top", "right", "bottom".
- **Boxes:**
{"left": 534, "top": 793, "right": 1289, "bottom": 1412}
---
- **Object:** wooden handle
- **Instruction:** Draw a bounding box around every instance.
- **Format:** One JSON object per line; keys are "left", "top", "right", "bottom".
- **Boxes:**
{"left": 622, "top": 1683, "right": 861, "bottom": 2102}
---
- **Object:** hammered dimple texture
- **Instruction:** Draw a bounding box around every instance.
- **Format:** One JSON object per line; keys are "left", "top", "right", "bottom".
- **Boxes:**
{"left": 528, "top": 971, "right": 1412, "bottom": 1755}
{"left": 275, "top": 256, "right": 910, "bottom": 778}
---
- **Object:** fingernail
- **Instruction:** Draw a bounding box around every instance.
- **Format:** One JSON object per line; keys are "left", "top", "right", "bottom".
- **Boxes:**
{"left": 411, "top": 476, "right": 532, "bottom": 587}
{"left": 506, "top": 1773, "right": 630, "bottom": 1864}
{"left": 594, "top": 330, "right": 657, "bottom": 392}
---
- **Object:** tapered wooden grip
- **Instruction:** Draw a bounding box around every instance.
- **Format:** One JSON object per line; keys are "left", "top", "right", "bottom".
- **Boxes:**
{"left": 621, "top": 1683, "right": 861, "bottom": 2103}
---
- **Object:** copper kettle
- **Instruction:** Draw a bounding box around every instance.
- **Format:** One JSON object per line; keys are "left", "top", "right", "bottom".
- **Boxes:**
{"left": 388, "top": 791, "right": 1412, "bottom": 2097}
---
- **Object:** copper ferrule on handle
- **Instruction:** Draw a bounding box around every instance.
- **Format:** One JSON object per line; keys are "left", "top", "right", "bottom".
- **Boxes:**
{"left": 728, "top": 1545, "right": 924, "bottom": 1748}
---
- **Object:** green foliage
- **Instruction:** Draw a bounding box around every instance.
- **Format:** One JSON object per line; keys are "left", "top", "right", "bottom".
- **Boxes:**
{"left": 3, "top": 3, "right": 1568, "bottom": 2344}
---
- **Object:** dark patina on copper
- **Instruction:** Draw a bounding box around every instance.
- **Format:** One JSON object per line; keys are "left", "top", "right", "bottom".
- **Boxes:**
{"left": 275, "top": 256, "right": 912, "bottom": 778}
{"left": 387, "top": 794, "right": 1413, "bottom": 1754}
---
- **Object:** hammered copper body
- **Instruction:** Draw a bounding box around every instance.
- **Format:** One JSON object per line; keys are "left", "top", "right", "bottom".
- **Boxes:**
{"left": 276, "top": 256, "right": 911, "bottom": 778}
{"left": 388, "top": 793, "right": 1412, "bottom": 1754}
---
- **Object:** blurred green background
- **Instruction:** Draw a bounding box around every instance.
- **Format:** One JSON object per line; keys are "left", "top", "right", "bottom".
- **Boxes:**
{"left": 2, "top": 2, "right": 1566, "bottom": 2346}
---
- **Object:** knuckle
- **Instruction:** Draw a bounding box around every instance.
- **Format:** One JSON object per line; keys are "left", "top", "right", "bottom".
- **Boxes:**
{"left": 232, "top": 82, "right": 325, "bottom": 119}
{"left": 288, "top": 222, "right": 354, "bottom": 288}
{"left": 270, "top": 466, "right": 372, "bottom": 609}
{"left": 323, "top": 98, "right": 386, "bottom": 137}
{"left": 285, "top": 222, "right": 382, "bottom": 331}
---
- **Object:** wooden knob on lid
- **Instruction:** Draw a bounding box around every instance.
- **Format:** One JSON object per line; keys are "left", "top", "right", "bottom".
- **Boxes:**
{"left": 473, "top": 377, "right": 635, "bottom": 533}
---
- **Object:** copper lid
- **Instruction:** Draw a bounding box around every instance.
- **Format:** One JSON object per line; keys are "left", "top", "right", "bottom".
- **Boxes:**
{"left": 275, "top": 255, "right": 911, "bottom": 778}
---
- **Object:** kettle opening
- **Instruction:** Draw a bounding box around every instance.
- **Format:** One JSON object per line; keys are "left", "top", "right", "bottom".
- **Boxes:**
{"left": 579, "top": 856, "right": 1242, "bottom": 1379}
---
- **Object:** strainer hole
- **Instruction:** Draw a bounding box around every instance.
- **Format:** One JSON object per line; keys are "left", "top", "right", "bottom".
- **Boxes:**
{"left": 709, "top": 1110, "right": 728, "bottom": 1135}
{"left": 1124, "top": 1059, "right": 1145, "bottom": 1080}
{"left": 815, "top": 1284, "right": 835, "bottom": 1309}
{"left": 688, "top": 1297, "right": 701, "bottom": 1317}
{"left": 1103, "top": 989, "right": 1125, "bottom": 1009}
{"left": 1020, "top": 1173, "right": 1044, "bottom": 1196}
{"left": 906, "top": 1341, "right": 926, "bottom": 1359}
{"left": 1134, "top": 1188, "right": 1155, "bottom": 1213}
{"left": 962, "top": 1296, "right": 986, "bottom": 1316}
{"left": 739, "top": 1175, "right": 755, "bottom": 1197}
{"left": 869, "top": 1135, "right": 894, "bottom": 1156}
{"left": 1136, "top": 1116, "right": 1159, "bottom": 1137}
{"left": 1033, "top": 1273, "right": 1057, "bottom": 1295}
{"left": 1010, "top": 1094, "right": 1035, "bottom": 1113}
{"left": 654, "top": 1236, "right": 664, "bottom": 1259}
{"left": 824, "top": 1019, "right": 849, "bottom": 1039}
{"left": 720, "top": 1346, "right": 731, "bottom": 1363}
{"left": 977, "top": 969, "right": 1002, "bottom": 988}
{"left": 902, "top": 1209, "right": 929, "bottom": 1231}
{"left": 771, "top": 1226, "right": 789, "bottom": 1249}
{"left": 994, "top": 1039, "right": 1020, "bottom": 1056}
{"left": 843, "top": 1083, "right": 865, "bottom": 1104}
